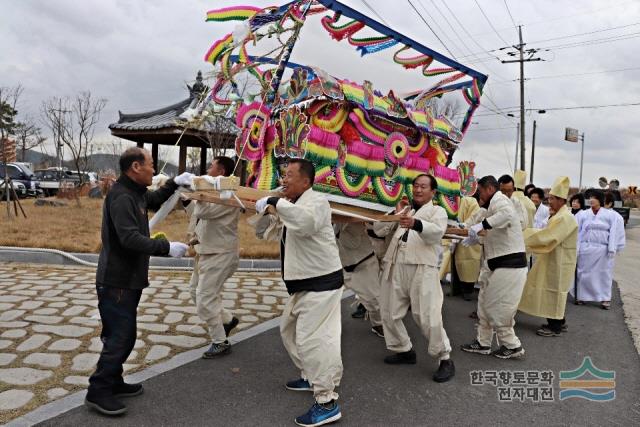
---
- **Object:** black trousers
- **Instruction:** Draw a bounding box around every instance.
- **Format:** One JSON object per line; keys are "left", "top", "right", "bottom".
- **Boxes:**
{"left": 450, "top": 251, "right": 475, "bottom": 296}
{"left": 546, "top": 317, "right": 566, "bottom": 333}
{"left": 88, "top": 285, "right": 142, "bottom": 398}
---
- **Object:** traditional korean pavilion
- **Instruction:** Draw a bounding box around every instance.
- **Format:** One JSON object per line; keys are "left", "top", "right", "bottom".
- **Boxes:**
{"left": 109, "top": 71, "right": 238, "bottom": 175}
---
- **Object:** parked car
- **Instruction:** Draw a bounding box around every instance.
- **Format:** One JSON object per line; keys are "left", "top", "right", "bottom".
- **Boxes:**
{"left": 0, "top": 162, "right": 41, "bottom": 197}
{"left": 33, "top": 167, "right": 93, "bottom": 196}
{"left": 0, "top": 179, "right": 27, "bottom": 199}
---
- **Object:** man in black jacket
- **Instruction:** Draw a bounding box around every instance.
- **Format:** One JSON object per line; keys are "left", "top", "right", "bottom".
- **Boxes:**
{"left": 86, "top": 147, "right": 191, "bottom": 415}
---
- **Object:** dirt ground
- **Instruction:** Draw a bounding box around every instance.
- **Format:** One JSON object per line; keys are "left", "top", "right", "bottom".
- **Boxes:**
{"left": 0, "top": 197, "right": 279, "bottom": 258}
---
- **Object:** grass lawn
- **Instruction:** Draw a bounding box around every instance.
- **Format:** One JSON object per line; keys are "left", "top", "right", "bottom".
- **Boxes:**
{"left": 0, "top": 196, "right": 279, "bottom": 258}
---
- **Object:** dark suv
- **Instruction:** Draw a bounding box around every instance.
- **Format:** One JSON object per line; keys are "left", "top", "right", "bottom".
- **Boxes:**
{"left": 0, "top": 162, "right": 42, "bottom": 197}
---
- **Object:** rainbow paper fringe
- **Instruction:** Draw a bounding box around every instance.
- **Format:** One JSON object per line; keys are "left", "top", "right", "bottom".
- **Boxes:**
{"left": 205, "top": 33, "right": 233, "bottom": 64}
{"left": 372, "top": 177, "right": 404, "bottom": 206}
{"left": 336, "top": 168, "right": 371, "bottom": 197}
{"left": 235, "top": 102, "right": 272, "bottom": 161}
{"left": 306, "top": 125, "right": 340, "bottom": 166}
{"left": 436, "top": 193, "right": 459, "bottom": 219}
{"left": 206, "top": 6, "right": 261, "bottom": 22}
{"left": 311, "top": 102, "right": 348, "bottom": 132}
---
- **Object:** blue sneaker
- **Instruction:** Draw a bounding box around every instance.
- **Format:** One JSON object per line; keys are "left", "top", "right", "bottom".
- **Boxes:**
{"left": 286, "top": 378, "right": 312, "bottom": 392}
{"left": 295, "top": 401, "right": 341, "bottom": 426}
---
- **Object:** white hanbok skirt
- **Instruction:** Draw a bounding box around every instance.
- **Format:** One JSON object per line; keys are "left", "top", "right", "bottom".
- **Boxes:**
{"left": 570, "top": 242, "right": 614, "bottom": 302}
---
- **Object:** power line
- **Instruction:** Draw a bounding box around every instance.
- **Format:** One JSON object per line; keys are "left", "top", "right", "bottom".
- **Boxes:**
{"left": 492, "top": 66, "right": 640, "bottom": 84}
{"left": 360, "top": 0, "right": 390, "bottom": 27}
{"left": 456, "top": 22, "right": 640, "bottom": 60}
{"left": 415, "top": 0, "right": 464, "bottom": 57}
{"left": 528, "top": 21, "right": 640, "bottom": 44}
{"left": 470, "top": 126, "right": 517, "bottom": 132}
{"left": 528, "top": 102, "right": 640, "bottom": 112}
{"left": 407, "top": 0, "right": 458, "bottom": 59}
{"left": 503, "top": 0, "right": 518, "bottom": 29}
{"left": 438, "top": 0, "right": 508, "bottom": 82}
{"left": 419, "top": 0, "right": 514, "bottom": 127}
{"left": 465, "top": 101, "right": 640, "bottom": 116}
{"left": 540, "top": 31, "right": 640, "bottom": 50}
{"left": 451, "top": 0, "right": 638, "bottom": 42}
{"left": 473, "top": 0, "right": 510, "bottom": 46}
{"left": 424, "top": 0, "right": 467, "bottom": 56}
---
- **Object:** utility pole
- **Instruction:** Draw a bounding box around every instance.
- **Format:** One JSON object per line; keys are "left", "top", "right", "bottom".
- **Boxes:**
{"left": 501, "top": 25, "right": 542, "bottom": 171}
{"left": 530, "top": 120, "right": 537, "bottom": 183}
{"left": 514, "top": 123, "right": 519, "bottom": 175}
{"left": 578, "top": 132, "right": 586, "bottom": 190}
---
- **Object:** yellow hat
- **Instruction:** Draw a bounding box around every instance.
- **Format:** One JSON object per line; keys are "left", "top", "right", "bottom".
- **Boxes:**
{"left": 550, "top": 176, "right": 570, "bottom": 199}
{"left": 514, "top": 170, "right": 527, "bottom": 189}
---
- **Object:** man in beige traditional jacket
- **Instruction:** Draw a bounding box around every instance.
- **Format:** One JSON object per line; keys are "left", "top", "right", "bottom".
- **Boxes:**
{"left": 519, "top": 176, "right": 577, "bottom": 337}
{"left": 371, "top": 174, "right": 455, "bottom": 383}
{"left": 498, "top": 173, "right": 531, "bottom": 230}
{"left": 255, "top": 159, "right": 344, "bottom": 427}
{"left": 335, "top": 222, "right": 383, "bottom": 336}
{"left": 461, "top": 175, "right": 528, "bottom": 359}
{"left": 188, "top": 156, "right": 240, "bottom": 358}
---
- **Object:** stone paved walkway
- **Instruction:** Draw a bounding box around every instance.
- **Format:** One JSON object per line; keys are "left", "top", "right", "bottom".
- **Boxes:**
{"left": 0, "top": 262, "right": 286, "bottom": 424}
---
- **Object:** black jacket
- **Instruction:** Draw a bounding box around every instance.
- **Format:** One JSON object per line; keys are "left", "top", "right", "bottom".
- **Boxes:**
{"left": 96, "top": 174, "right": 178, "bottom": 289}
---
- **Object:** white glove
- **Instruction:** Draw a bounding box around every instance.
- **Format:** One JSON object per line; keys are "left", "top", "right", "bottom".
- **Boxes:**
{"left": 255, "top": 196, "right": 270, "bottom": 213}
{"left": 174, "top": 172, "right": 194, "bottom": 187}
{"left": 462, "top": 234, "right": 479, "bottom": 247}
{"left": 470, "top": 222, "right": 484, "bottom": 234}
{"left": 168, "top": 241, "right": 189, "bottom": 258}
{"left": 607, "top": 251, "right": 615, "bottom": 259}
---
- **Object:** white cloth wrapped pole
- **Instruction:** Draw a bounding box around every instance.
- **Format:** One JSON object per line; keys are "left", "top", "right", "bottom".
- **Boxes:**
{"left": 149, "top": 188, "right": 186, "bottom": 231}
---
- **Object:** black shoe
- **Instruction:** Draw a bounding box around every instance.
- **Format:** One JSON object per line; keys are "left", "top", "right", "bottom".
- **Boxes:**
{"left": 113, "top": 382, "right": 143, "bottom": 397}
{"left": 202, "top": 341, "right": 231, "bottom": 359}
{"left": 224, "top": 317, "right": 239, "bottom": 337}
{"left": 384, "top": 349, "right": 417, "bottom": 365}
{"left": 351, "top": 304, "right": 367, "bottom": 319}
{"left": 371, "top": 325, "right": 384, "bottom": 338}
{"left": 85, "top": 395, "right": 127, "bottom": 416}
{"left": 540, "top": 323, "right": 568, "bottom": 332}
{"left": 536, "top": 326, "right": 561, "bottom": 337}
{"left": 492, "top": 345, "right": 525, "bottom": 359}
{"left": 460, "top": 340, "right": 491, "bottom": 355}
{"left": 433, "top": 359, "right": 455, "bottom": 383}
{"left": 462, "top": 292, "right": 473, "bottom": 301}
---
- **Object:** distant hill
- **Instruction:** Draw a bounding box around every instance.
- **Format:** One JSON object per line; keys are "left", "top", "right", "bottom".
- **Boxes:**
{"left": 19, "top": 149, "right": 179, "bottom": 175}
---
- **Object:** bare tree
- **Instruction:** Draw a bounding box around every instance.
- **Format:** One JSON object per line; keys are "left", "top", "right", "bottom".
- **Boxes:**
{"left": 42, "top": 91, "right": 107, "bottom": 184}
{"left": 201, "top": 115, "right": 236, "bottom": 159}
{"left": 104, "top": 138, "right": 125, "bottom": 173}
{"left": 186, "top": 147, "right": 200, "bottom": 174}
{"left": 14, "top": 117, "right": 46, "bottom": 162}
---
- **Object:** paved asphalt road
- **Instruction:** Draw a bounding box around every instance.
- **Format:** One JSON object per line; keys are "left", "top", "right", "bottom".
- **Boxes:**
{"left": 40, "top": 278, "right": 640, "bottom": 426}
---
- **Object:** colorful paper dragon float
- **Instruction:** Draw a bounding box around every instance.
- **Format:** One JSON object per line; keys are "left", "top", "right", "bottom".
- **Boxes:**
{"left": 202, "top": 0, "right": 487, "bottom": 218}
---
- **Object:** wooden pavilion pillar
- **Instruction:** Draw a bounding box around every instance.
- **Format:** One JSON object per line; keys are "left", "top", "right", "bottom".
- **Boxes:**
{"left": 200, "top": 145, "right": 208, "bottom": 176}
{"left": 178, "top": 142, "right": 187, "bottom": 174}
{"left": 151, "top": 142, "right": 159, "bottom": 175}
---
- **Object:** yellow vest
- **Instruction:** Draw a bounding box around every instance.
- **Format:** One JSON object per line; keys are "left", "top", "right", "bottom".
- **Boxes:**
{"left": 454, "top": 196, "right": 482, "bottom": 282}
{"left": 518, "top": 205, "right": 578, "bottom": 319}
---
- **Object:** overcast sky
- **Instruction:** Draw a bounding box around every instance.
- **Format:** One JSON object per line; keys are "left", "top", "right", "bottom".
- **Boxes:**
{"left": 2, "top": 0, "right": 639, "bottom": 189}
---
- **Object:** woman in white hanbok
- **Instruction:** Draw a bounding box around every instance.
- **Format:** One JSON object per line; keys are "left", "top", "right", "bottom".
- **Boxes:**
{"left": 570, "top": 192, "right": 625, "bottom": 309}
